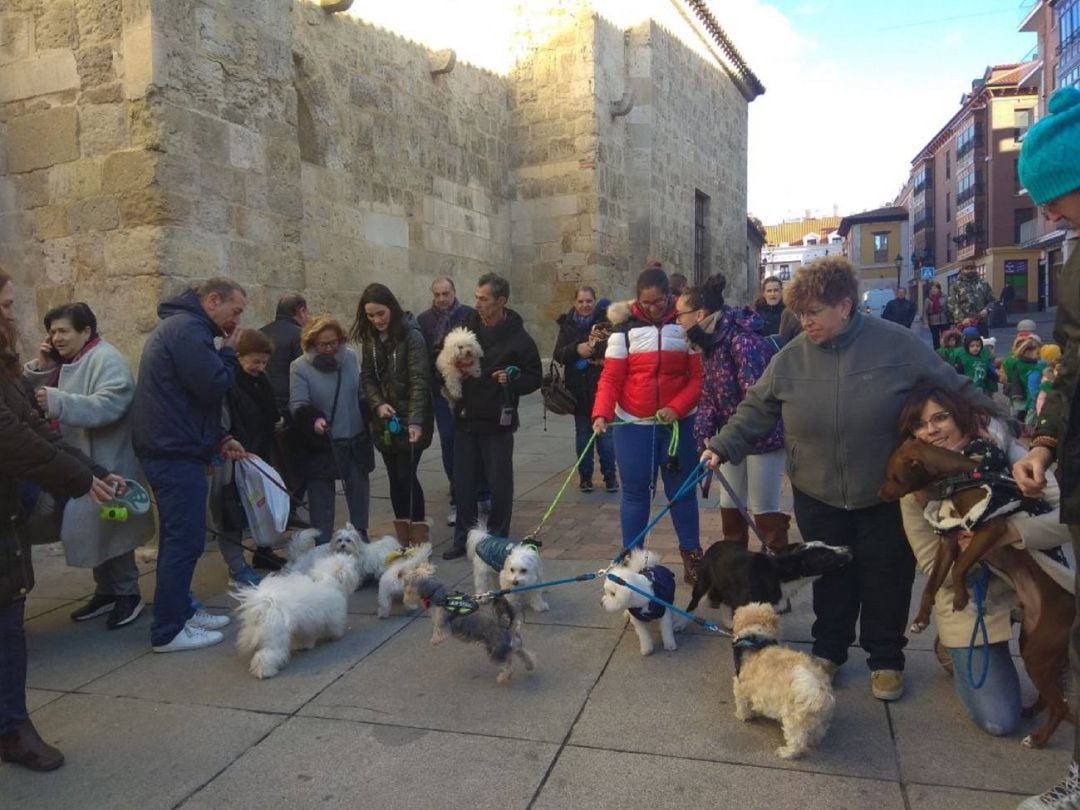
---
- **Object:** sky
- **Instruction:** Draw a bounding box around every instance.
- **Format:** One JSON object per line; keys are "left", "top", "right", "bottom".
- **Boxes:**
{"left": 350, "top": 1, "right": 1039, "bottom": 225}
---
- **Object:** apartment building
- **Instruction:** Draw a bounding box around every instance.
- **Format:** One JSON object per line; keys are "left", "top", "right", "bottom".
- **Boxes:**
{"left": 836, "top": 206, "right": 911, "bottom": 298}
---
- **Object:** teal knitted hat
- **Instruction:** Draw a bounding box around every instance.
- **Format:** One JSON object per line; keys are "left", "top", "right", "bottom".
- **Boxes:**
{"left": 1019, "top": 86, "right": 1080, "bottom": 206}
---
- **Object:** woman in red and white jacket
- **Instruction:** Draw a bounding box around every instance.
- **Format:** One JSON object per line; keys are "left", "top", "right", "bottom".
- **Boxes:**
{"left": 592, "top": 265, "right": 704, "bottom": 583}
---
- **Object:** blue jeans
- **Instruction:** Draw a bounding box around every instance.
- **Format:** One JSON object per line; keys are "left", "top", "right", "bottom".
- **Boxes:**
{"left": 0, "top": 597, "right": 28, "bottom": 733}
{"left": 613, "top": 418, "right": 699, "bottom": 551}
{"left": 142, "top": 458, "right": 207, "bottom": 647}
{"left": 946, "top": 642, "right": 1022, "bottom": 736}
{"left": 574, "top": 411, "right": 615, "bottom": 481}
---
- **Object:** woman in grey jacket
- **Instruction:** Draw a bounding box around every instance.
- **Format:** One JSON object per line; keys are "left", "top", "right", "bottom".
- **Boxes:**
{"left": 702, "top": 257, "right": 987, "bottom": 703}
{"left": 289, "top": 315, "right": 373, "bottom": 543}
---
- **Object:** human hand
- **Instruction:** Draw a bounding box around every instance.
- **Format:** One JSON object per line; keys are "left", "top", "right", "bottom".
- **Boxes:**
{"left": 376, "top": 404, "right": 396, "bottom": 419}
{"left": 491, "top": 369, "right": 509, "bottom": 385}
{"left": 700, "top": 449, "right": 726, "bottom": 470}
{"left": 88, "top": 477, "right": 116, "bottom": 505}
{"left": 577, "top": 341, "right": 594, "bottom": 358}
{"left": 34, "top": 387, "right": 50, "bottom": 414}
{"left": 221, "top": 438, "right": 247, "bottom": 460}
{"left": 223, "top": 327, "right": 243, "bottom": 349}
{"left": 36, "top": 340, "right": 57, "bottom": 371}
{"left": 977, "top": 309, "right": 988, "bottom": 321}
{"left": 1013, "top": 446, "right": 1053, "bottom": 497}
{"left": 408, "top": 424, "right": 422, "bottom": 443}
{"left": 656, "top": 407, "right": 678, "bottom": 424}
{"left": 103, "top": 474, "right": 127, "bottom": 497}
{"left": 314, "top": 418, "right": 328, "bottom": 435}
{"left": 592, "top": 417, "right": 608, "bottom": 434}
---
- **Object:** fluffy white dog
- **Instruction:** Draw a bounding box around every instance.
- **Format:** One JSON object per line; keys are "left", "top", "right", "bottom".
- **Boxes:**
{"left": 377, "top": 542, "right": 434, "bottom": 618}
{"left": 356, "top": 533, "right": 406, "bottom": 585}
{"left": 730, "top": 602, "right": 835, "bottom": 760}
{"left": 435, "top": 326, "right": 483, "bottom": 402}
{"left": 234, "top": 553, "right": 361, "bottom": 679}
{"left": 602, "top": 548, "right": 679, "bottom": 655}
{"left": 467, "top": 526, "right": 549, "bottom": 612}
{"left": 286, "top": 524, "right": 362, "bottom": 575}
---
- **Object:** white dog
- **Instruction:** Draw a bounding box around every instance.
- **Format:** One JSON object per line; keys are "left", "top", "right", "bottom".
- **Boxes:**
{"left": 356, "top": 533, "right": 406, "bottom": 585}
{"left": 376, "top": 542, "right": 434, "bottom": 618}
{"left": 730, "top": 602, "right": 835, "bottom": 759}
{"left": 602, "top": 548, "right": 679, "bottom": 655}
{"left": 467, "top": 526, "right": 549, "bottom": 612}
{"left": 286, "top": 524, "right": 362, "bottom": 575}
{"left": 435, "top": 326, "right": 483, "bottom": 402}
{"left": 234, "top": 553, "right": 361, "bottom": 679}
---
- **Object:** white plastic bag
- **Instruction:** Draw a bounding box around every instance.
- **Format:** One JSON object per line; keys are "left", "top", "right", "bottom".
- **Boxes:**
{"left": 234, "top": 456, "right": 289, "bottom": 547}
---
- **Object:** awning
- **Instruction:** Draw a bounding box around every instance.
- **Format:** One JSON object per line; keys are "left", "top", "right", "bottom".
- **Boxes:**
{"left": 1020, "top": 228, "right": 1070, "bottom": 250}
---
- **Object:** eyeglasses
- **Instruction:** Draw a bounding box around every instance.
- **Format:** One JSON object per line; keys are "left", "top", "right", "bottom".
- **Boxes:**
{"left": 795, "top": 306, "right": 828, "bottom": 321}
{"left": 674, "top": 309, "right": 696, "bottom": 320}
{"left": 314, "top": 339, "right": 340, "bottom": 351}
{"left": 639, "top": 296, "right": 669, "bottom": 310}
{"left": 911, "top": 411, "right": 952, "bottom": 433}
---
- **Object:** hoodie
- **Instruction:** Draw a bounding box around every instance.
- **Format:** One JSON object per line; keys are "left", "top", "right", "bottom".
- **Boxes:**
{"left": 132, "top": 289, "right": 238, "bottom": 462}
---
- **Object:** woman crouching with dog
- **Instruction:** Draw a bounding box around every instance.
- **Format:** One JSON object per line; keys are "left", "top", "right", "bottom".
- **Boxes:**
{"left": 896, "top": 386, "right": 1072, "bottom": 736}
{"left": 702, "top": 256, "right": 988, "bottom": 702}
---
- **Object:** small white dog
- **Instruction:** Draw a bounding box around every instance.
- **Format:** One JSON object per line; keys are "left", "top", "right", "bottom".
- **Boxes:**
{"left": 286, "top": 524, "right": 362, "bottom": 575}
{"left": 602, "top": 548, "right": 679, "bottom": 655}
{"left": 467, "top": 526, "right": 549, "bottom": 612}
{"left": 234, "top": 553, "right": 361, "bottom": 679}
{"left": 730, "top": 602, "right": 835, "bottom": 760}
{"left": 356, "top": 533, "right": 405, "bottom": 585}
{"left": 377, "top": 542, "right": 434, "bottom": 618}
{"left": 436, "top": 326, "right": 483, "bottom": 402}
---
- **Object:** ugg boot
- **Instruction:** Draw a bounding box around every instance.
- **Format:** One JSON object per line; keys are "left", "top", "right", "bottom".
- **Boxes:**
{"left": 409, "top": 521, "right": 430, "bottom": 547}
{"left": 0, "top": 720, "right": 64, "bottom": 771}
{"left": 754, "top": 512, "right": 792, "bottom": 552}
{"left": 680, "top": 548, "right": 704, "bottom": 586}
{"left": 719, "top": 507, "right": 749, "bottom": 549}
{"left": 392, "top": 519, "right": 412, "bottom": 545}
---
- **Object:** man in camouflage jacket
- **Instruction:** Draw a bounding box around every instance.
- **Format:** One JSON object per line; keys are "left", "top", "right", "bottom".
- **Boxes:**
{"left": 946, "top": 263, "right": 995, "bottom": 338}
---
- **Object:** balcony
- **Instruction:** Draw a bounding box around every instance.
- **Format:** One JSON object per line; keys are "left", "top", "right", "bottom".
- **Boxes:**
{"left": 913, "top": 172, "right": 933, "bottom": 196}
{"left": 956, "top": 183, "right": 984, "bottom": 206}
{"left": 956, "top": 134, "right": 984, "bottom": 160}
{"left": 913, "top": 208, "right": 935, "bottom": 232}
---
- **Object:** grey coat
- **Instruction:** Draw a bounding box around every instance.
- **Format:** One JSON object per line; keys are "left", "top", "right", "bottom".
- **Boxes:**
{"left": 25, "top": 340, "right": 151, "bottom": 567}
{"left": 708, "top": 312, "right": 988, "bottom": 510}
{"left": 289, "top": 346, "right": 366, "bottom": 441}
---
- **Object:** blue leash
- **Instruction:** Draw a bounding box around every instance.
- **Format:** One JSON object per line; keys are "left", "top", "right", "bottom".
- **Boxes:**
{"left": 606, "top": 572, "right": 732, "bottom": 637}
{"left": 478, "top": 571, "right": 599, "bottom": 601}
{"left": 966, "top": 562, "right": 991, "bottom": 689}
{"left": 613, "top": 459, "right": 710, "bottom": 565}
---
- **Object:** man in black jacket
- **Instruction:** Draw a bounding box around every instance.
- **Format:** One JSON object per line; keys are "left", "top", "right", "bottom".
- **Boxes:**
{"left": 880, "top": 288, "right": 917, "bottom": 327}
{"left": 443, "top": 273, "right": 542, "bottom": 559}
{"left": 260, "top": 293, "right": 308, "bottom": 415}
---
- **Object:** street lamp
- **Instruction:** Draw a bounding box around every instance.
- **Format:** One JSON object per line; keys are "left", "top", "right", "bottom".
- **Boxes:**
{"left": 895, "top": 254, "right": 903, "bottom": 290}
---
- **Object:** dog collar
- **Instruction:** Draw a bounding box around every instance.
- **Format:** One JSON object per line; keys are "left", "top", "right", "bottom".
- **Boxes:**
{"left": 732, "top": 633, "right": 779, "bottom": 675}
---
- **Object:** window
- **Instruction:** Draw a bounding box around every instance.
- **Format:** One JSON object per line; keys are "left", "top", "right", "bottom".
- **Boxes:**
{"left": 1015, "top": 207, "right": 1036, "bottom": 244}
{"left": 957, "top": 170, "right": 982, "bottom": 205}
{"left": 778, "top": 264, "right": 791, "bottom": 281}
{"left": 805, "top": 238, "right": 817, "bottom": 245}
{"left": 1014, "top": 108, "right": 1033, "bottom": 141}
{"left": 945, "top": 150, "right": 951, "bottom": 180}
{"left": 1015, "top": 158, "right": 1022, "bottom": 193}
{"left": 873, "top": 231, "right": 890, "bottom": 263}
{"left": 693, "top": 190, "right": 710, "bottom": 285}
{"left": 945, "top": 192, "right": 951, "bottom": 223}
{"left": 956, "top": 121, "right": 981, "bottom": 158}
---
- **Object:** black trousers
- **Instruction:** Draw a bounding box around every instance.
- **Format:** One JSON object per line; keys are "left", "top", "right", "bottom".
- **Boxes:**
{"left": 382, "top": 448, "right": 425, "bottom": 521}
{"left": 452, "top": 430, "right": 514, "bottom": 550}
{"left": 1070, "top": 526, "right": 1080, "bottom": 762}
{"left": 793, "top": 487, "right": 916, "bottom": 672}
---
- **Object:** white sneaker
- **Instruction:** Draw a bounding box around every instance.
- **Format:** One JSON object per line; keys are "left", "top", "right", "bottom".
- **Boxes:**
{"left": 189, "top": 609, "right": 230, "bottom": 630}
{"left": 446, "top": 506, "right": 457, "bottom": 526}
{"left": 152, "top": 623, "right": 223, "bottom": 653}
{"left": 1019, "top": 762, "right": 1080, "bottom": 809}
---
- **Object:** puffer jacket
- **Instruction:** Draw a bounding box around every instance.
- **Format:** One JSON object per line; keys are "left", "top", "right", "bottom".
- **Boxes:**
{"left": 359, "top": 314, "right": 433, "bottom": 455}
{"left": 753, "top": 301, "right": 785, "bottom": 336}
{"left": 0, "top": 376, "right": 102, "bottom": 605}
{"left": 1034, "top": 242, "right": 1080, "bottom": 521}
{"left": 689, "top": 307, "right": 783, "bottom": 454}
{"left": 708, "top": 312, "right": 988, "bottom": 510}
{"left": 592, "top": 299, "right": 702, "bottom": 422}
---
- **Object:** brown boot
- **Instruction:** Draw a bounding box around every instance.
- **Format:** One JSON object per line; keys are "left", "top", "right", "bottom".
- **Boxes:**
{"left": 392, "top": 519, "right": 411, "bottom": 545}
{"left": 409, "top": 521, "right": 430, "bottom": 547}
{"left": 719, "top": 507, "right": 749, "bottom": 549}
{"left": 680, "top": 548, "right": 703, "bottom": 586}
{"left": 0, "top": 720, "right": 65, "bottom": 771}
{"left": 754, "top": 512, "right": 792, "bottom": 552}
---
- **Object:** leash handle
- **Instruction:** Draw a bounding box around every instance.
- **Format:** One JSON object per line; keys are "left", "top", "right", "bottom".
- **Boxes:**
{"left": 606, "top": 572, "right": 731, "bottom": 637}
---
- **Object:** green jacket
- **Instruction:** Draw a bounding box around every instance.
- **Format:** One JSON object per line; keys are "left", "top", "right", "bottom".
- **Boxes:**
{"left": 359, "top": 317, "right": 433, "bottom": 455}
{"left": 1034, "top": 242, "right": 1080, "bottom": 521}
{"left": 708, "top": 312, "right": 989, "bottom": 510}
{"left": 954, "top": 347, "right": 998, "bottom": 394}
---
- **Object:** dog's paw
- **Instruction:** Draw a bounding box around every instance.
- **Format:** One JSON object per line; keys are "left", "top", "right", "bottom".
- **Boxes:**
{"left": 671, "top": 615, "right": 688, "bottom": 633}
{"left": 663, "top": 638, "right": 678, "bottom": 652}
{"left": 377, "top": 608, "right": 389, "bottom": 619}
{"left": 638, "top": 642, "right": 655, "bottom": 656}
{"left": 776, "top": 745, "right": 804, "bottom": 760}
{"left": 534, "top": 599, "right": 550, "bottom": 613}
{"left": 496, "top": 669, "right": 513, "bottom": 685}
{"left": 431, "top": 631, "right": 447, "bottom": 646}
{"left": 952, "top": 592, "right": 970, "bottom": 612}
{"left": 908, "top": 621, "right": 928, "bottom": 634}
{"left": 733, "top": 707, "right": 752, "bottom": 722}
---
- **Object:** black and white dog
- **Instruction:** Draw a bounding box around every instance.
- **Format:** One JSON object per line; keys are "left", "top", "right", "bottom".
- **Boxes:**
{"left": 687, "top": 542, "right": 853, "bottom": 627}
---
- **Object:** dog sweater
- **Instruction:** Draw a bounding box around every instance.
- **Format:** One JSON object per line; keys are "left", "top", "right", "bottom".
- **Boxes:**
{"left": 475, "top": 535, "right": 519, "bottom": 570}
{"left": 627, "top": 565, "right": 676, "bottom": 623}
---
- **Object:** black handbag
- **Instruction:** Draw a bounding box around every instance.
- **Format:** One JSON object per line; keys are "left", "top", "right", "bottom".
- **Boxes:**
{"left": 541, "top": 361, "right": 576, "bottom": 416}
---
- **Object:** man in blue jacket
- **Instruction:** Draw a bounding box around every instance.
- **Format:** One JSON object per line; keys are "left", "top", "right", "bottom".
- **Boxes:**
{"left": 133, "top": 278, "right": 247, "bottom": 652}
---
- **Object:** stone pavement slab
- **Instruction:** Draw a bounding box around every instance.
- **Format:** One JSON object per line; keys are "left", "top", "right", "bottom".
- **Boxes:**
{"left": 24, "top": 595, "right": 77, "bottom": 620}
{"left": 531, "top": 746, "right": 907, "bottom": 810}
{"left": 183, "top": 715, "right": 559, "bottom": 810}
{"left": 3, "top": 693, "right": 281, "bottom": 809}
{"left": 300, "top": 619, "right": 619, "bottom": 743}
{"left": 906, "top": 783, "right": 1029, "bottom": 809}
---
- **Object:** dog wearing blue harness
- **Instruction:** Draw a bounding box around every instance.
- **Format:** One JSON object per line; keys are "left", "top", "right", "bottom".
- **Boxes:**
{"left": 602, "top": 548, "right": 680, "bottom": 655}
{"left": 467, "top": 524, "right": 550, "bottom": 612}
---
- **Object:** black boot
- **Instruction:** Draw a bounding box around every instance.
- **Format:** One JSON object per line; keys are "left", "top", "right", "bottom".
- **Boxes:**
{"left": 0, "top": 720, "right": 64, "bottom": 771}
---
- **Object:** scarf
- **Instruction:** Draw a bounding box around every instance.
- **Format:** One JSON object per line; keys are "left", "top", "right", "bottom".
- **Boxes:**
{"left": 47, "top": 336, "right": 102, "bottom": 388}
{"left": 929, "top": 292, "right": 942, "bottom": 315}
{"left": 312, "top": 352, "right": 339, "bottom": 372}
{"left": 431, "top": 299, "right": 464, "bottom": 347}
{"left": 570, "top": 308, "right": 597, "bottom": 330}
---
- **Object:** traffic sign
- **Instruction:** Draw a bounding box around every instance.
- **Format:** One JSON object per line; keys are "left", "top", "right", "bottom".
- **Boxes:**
{"left": 920, "top": 266, "right": 936, "bottom": 280}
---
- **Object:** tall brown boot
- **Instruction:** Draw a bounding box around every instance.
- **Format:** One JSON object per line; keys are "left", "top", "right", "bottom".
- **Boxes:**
{"left": 392, "top": 519, "right": 412, "bottom": 545}
{"left": 409, "top": 521, "right": 430, "bottom": 547}
{"left": 719, "top": 507, "right": 749, "bottom": 549}
{"left": 754, "top": 512, "right": 792, "bottom": 552}
{"left": 680, "top": 548, "right": 703, "bottom": 586}
{"left": 0, "top": 720, "right": 65, "bottom": 771}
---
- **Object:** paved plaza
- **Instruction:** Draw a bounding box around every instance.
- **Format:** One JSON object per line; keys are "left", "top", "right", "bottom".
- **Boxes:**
{"left": 6, "top": 313, "right": 1071, "bottom": 809}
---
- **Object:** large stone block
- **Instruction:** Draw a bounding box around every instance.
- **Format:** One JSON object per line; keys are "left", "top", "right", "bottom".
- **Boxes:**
{"left": 74, "top": 0, "right": 122, "bottom": 43}
{"left": 102, "top": 149, "right": 156, "bottom": 193}
{"left": 78, "top": 102, "right": 128, "bottom": 156}
{"left": 7, "top": 106, "right": 79, "bottom": 172}
{"left": 42, "top": 236, "right": 77, "bottom": 283}
{"left": 102, "top": 224, "right": 159, "bottom": 277}
{"left": 47, "top": 158, "right": 102, "bottom": 201}
{"left": 75, "top": 42, "right": 116, "bottom": 89}
{"left": 121, "top": 14, "right": 152, "bottom": 100}
{"left": 118, "top": 187, "right": 191, "bottom": 227}
{"left": 0, "top": 14, "right": 32, "bottom": 66}
{"left": 68, "top": 195, "right": 118, "bottom": 232}
{"left": 34, "top": 1, "right": 75, "bottom": 51}
{"left": 33, "top": 204, "right": 69, "bottom": 240}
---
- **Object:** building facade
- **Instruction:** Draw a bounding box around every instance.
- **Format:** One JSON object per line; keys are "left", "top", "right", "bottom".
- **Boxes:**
{"left": 837, "top": 206, "right": 911, "bottom": 299}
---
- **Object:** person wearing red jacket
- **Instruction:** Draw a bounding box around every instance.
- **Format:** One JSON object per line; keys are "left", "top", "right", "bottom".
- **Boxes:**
{"left": 593, "top": 265, "right": 704, "bottom": 583}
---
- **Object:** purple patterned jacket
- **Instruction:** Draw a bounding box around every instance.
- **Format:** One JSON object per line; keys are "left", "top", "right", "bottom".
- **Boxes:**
{"left": 690, "top": 307, "right": 785, "bottom": 454}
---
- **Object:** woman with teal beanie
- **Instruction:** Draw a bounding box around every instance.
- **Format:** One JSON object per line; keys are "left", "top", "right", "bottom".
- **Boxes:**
{"left": 1013, "top": 85, "right": 1080, "bottom": 810}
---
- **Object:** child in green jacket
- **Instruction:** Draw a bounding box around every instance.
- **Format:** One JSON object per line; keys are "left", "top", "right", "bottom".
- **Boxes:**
{"left": 954, "top": 334, "right": 998, "bottom": 394}
{"left": 1001, "top": 334, "right": 1041, "bottom": 421}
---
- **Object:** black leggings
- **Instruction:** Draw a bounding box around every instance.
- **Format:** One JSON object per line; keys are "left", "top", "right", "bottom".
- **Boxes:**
{"left": 383, "top": 449, "right": 425, "bottom": 521}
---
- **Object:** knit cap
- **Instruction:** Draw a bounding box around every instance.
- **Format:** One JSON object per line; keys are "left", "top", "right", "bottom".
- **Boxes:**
{"left": 1041, "top": 344, "right": 1062, "bottom": 363}
{"left": 961, "top": 325, "right": 981, "bottom": 339}
{"left": 1016, "top": 318, "right": 1037, "bottom": 335}
{"left": 1019, "top": 86, "right": 1080, "bottom": 205}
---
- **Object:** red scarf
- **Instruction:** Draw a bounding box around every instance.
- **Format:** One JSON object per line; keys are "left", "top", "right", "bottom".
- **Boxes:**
{"left": 47, "top": 336, "right": 101, "bottom": 387}
{"left": 929, "top": 292, "right": 942, "bottom": 315}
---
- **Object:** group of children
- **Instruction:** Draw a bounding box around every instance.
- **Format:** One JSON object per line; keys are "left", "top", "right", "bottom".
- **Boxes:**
{"left": 936, "top": 318, "right": 1062, "bottom": 431}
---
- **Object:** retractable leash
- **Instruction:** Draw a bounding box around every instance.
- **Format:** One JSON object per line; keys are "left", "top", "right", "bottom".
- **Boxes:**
{"left": 711, "top": 465, "right": 769, "bottom": 550}
{"left": 606, "top": 572, "right": 732, "bottom": 637}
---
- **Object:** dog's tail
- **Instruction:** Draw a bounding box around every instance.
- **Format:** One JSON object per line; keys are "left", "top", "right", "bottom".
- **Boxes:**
{"left": 465, "top": 519, "right": 490, "bottom": 557}
{"left": 233, "top": 585, "right": 288, "bottom": 655}
{"left": 287, "top": 528, "right": 321, "bottom": 561}
{"left": 791, "top": 664, "right": 836, "bottom": 720}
